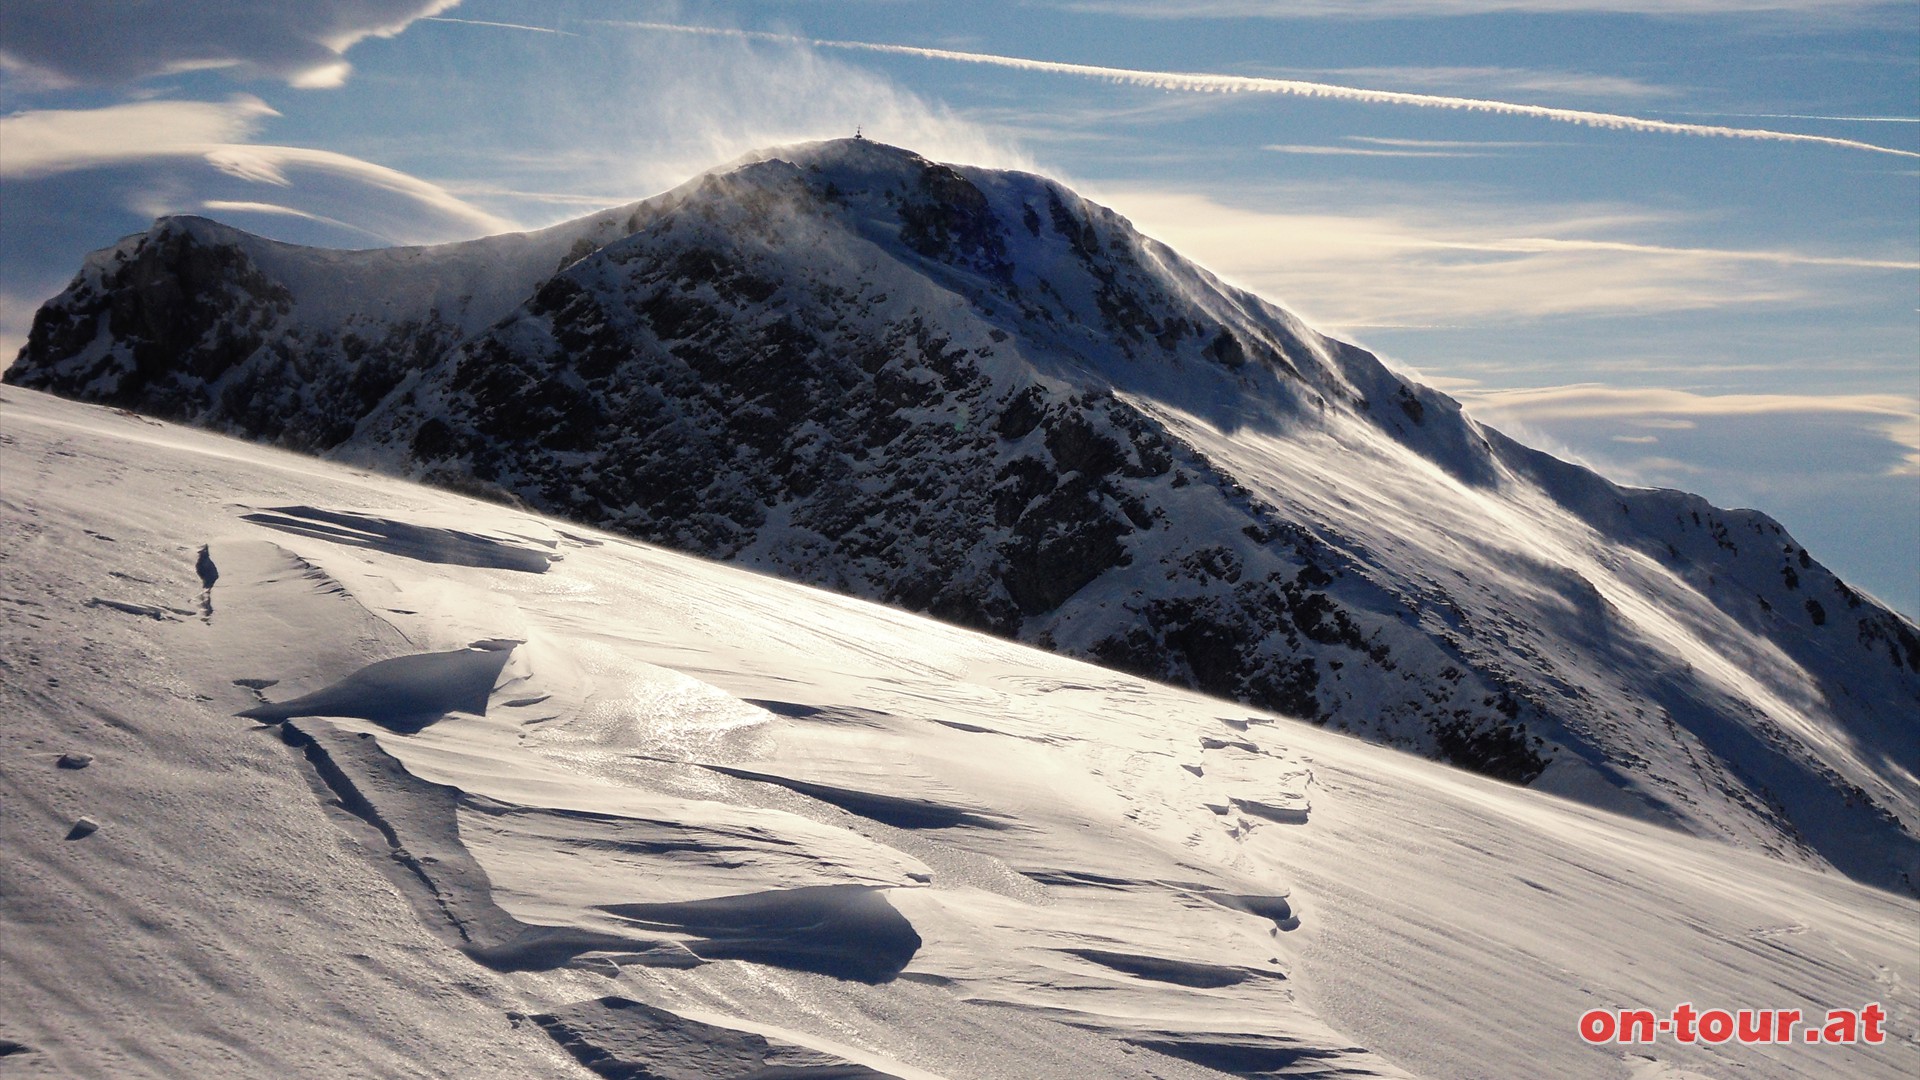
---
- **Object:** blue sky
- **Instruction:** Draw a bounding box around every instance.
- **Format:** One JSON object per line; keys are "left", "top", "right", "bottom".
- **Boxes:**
{"left": 3, "top": 0, "right": 1915, "bottom": 615}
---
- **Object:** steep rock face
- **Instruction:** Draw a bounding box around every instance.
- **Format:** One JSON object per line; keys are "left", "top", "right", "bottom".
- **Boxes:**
{"left": 9, "top": 207, "right": 654, "bottom": 452}
{"left": 353, "top": 149, "right": 1551, "bottom": 787}
{"left": 9, "top": 139, "right": 1918, "bottom": 892}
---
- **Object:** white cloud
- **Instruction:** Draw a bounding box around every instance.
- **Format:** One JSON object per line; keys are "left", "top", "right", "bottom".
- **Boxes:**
{"left": 0, "top": 97, "right": 278, "bottom": 179}
{"left": 1085, "top": 187, "right": 1915, "bottom": 327}
{"left": 1452, "top": 384, "right": 1919, "bottom": 421}
{"left": 0, "top": 98, "right": 513, "bottom": 243}
{"left": 197, "top": 145, "right": 511, "bottom": 234}
{"left": 597, "top": 22, "right": 1918, "bottom": 158}
{"left": 198, "top": 201, "right": 398, "bottom": 242}
{"left": 1878, "top": 419, "right": 1920, "bottom": 477}
{"left": 1346, "top": 137, "right": 1559, "bottom": 148}
{"left": 1454, "top": 384, "right": 1920, "bottom": 476}
{"left": 1408, "top": 236, "right": 1918, "bottom": 272}
{"left": 437, "top": 184, "right": 636, "bottom": 208}
{"left": 0, "top": 288, "right": 41, "bottom": 365}
{"left": 0, "top": 0, "right": 460, "bottom": 88}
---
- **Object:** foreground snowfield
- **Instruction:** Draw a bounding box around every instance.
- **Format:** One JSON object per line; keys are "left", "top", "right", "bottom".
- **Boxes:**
{"left": 2, "top": 388, "right": 1913, "bottom": 1079}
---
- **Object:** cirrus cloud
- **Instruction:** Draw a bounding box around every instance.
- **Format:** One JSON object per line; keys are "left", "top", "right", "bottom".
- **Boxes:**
{"left": 1452, "top": 383, "right": 1918, "bottom": 423}
{"left": 1454, "top": 384, "right": 1920, "bottom": 477}
{"left": 1090, "top": 187, "right": 1916, "bottom": 329}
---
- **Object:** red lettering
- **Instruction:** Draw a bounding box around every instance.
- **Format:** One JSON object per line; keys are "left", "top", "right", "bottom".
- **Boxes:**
{"left": 1580, "top": 1002, "right": 1882, "bottom": 1046}
{"left": 1862, "top": 1003, "right": 1886, "bottom": 1044}
{"left": 1822, "top": 1010, "right": 1858, "bottom": 1044}
{"left": 1671, "top": 1002, "right": 1699, "bottom": 1043}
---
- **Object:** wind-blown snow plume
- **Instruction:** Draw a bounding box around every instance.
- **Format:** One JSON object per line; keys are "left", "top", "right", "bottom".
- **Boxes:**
{"left": 445, "top": 23, "right": 1030, "bottom": 216}
{"left": 600, "top": 20, "right": 1920, "bottom": 159}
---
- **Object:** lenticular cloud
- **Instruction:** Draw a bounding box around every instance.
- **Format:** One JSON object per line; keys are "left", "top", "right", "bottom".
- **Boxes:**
{"left": 0, "top": 0, "right": 461, "bottom": 87}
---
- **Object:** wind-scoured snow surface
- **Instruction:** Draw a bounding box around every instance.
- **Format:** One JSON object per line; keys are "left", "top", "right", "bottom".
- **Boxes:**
{"left": 6, "top": 139, "right": 1918, "bottom": 899}
{"left": 2, "top": 389, "right": 1915, "bottom": 1079}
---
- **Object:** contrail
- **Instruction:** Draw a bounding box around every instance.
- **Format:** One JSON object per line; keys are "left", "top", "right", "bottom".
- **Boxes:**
{"left": 1267, "top": 143, "right": 1490, "bottom": 158}
{"left": 424, "top": 16, "right": 574, "bottom": 36}
{"left": 592, "top": 20, "right": 1920, "bottom": 159}
{"left": 1661, "top": 111, "right": 1920, "bottom": 124}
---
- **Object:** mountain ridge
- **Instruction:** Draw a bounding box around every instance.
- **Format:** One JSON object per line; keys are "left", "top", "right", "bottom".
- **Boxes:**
{"left": 8, "top": 137, "right": 1916, "bottom": 893}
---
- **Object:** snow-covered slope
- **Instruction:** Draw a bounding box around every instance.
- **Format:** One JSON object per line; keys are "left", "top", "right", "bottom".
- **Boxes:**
{"left": 1, "top": 202, "right": 657, "bottom": 451}
{"left": 3, "top": 388, "right": 1915, "bottom": 1080}
{"left": 6, "top": 139, "right": 1916, "bottom": 898}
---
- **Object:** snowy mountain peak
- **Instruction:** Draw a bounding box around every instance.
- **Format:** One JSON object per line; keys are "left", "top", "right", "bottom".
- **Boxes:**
{"left": 7, "top": 143, "right": 1917, "bottom": 895}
